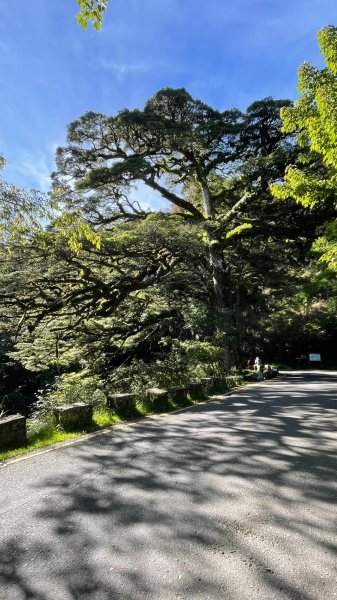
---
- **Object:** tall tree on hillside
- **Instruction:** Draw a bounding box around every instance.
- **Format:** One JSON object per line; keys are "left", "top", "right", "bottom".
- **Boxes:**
{"left": 2, "top": 91, "right": 329, "bottom": 379}
{"left": 53, "top": 90, "right": 305, "bottom": 363}
{"left": 53, "top": 88, "right": 245, "bottom": 317}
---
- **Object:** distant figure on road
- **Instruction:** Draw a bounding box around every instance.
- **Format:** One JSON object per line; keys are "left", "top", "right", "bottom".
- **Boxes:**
{"left": 247, "top": 357, "right": 254, "bottom": 369}
{"left": 254, "top": 356, "right": 262, "bottom": 371}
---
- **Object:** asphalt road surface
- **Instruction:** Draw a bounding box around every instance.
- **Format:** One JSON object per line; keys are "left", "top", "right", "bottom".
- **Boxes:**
{"left": 0, "top": 371, "right": 336, "bottom": 600}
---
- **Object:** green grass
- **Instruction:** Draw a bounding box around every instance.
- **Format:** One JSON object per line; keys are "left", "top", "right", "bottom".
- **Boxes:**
{"left": 92, "top": 407, "right": 123, "bottom": 427}
{"left": 0, "top": 380, "right": 240, "bottom": 463}
{"left": 0, "top": 408, "right": 122, "bottom": 462}
{"left": 0, "top": 428, "right": 82, "bottom": 462}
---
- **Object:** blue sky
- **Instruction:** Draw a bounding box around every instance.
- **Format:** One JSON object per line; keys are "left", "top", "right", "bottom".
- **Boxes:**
{"left": 1, "top": 0, "right": 337, "bottom": 200}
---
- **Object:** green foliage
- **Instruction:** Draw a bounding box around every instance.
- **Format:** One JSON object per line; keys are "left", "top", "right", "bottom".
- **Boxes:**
{"left": 280, "top": 26, "right": 337, "bottom": 168}
{"left": 105, "top": 355, "right": 187, "bottom": 397}
{"left": 26, "top": 372, "right": 106, "bottom": 436}
{"left": 50, "top": 372, "right": 106, "bottom": 406}
{"left": 53, "top": 211, "right": 101, "bottom": 253}
{"left": 0, "top": 162, "right": 47, "bottom": 245}
{"left": 76, "top": 0, "right": 108, "bottom": 30}
{"left": 3, "top": 86, "right": 336, "bottom": 428}
{"left": 179, "top": 339, "right": 225, "bottom": 376}
{"left": 312, "top": 221, "right": 337, "bottom": 268}
{"left": 272, "top": 26, "right": 337, "bottom": 269}
{"left": 226, "top": 223, "right": 253, "bottom": 239}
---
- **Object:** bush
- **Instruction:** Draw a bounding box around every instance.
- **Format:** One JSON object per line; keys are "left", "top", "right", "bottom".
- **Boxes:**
{"left": 179, "top": 338, "right": 226, "bottom": 377}
{"left": 50, "top": 371, "right": 106, "bottom": 406}
{"left": 105, "top": 354, "right": 189, "bottom": 399}
{"left": 29, "top": 371, "right": 106, "bottom": 429}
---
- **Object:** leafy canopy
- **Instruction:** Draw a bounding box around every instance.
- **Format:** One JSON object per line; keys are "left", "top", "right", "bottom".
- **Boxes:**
{"left": 272, "top": 26, "right": 337, "bottom": 267}
{"left": 76, "top": 0, "right": 109, "bottom": 30}
{"left": 271, "top": 25, "right": 337, "bottom": 205}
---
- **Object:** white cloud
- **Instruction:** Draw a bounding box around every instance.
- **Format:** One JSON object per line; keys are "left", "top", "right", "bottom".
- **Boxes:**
{"left": 93, "top": 58, "right": 150, "bottom": 76}
{"left": 11, "top": 146, "right": 58, "bottom": 192}
{"left": 18, "top": 158, "right": 51, "bottom": 192}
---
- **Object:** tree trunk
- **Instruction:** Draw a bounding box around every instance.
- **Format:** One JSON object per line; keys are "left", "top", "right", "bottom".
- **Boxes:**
{"left": 200, "top": 181, "right": 227, "bottom": 310}
{"left": 208, "top": 240, "right": 227, "bottom": 311}
{"left": 200, "top": 180, "right": 232, "bottom": 370}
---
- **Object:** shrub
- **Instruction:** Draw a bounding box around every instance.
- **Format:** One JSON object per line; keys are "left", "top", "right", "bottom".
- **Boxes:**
{"left": 50, "top": 371, "right": 106, "bottom": 406}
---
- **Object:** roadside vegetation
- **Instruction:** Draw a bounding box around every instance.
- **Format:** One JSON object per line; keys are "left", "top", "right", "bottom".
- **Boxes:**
{"left": 1, "top": 27, "right": 337, "bottom": 455}
{"left": 0, "top": 376, "right": 247, "bottom": 461}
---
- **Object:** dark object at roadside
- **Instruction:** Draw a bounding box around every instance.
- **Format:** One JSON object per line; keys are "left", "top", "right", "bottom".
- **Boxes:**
{"left": 146, "top": 387, "right": 169, "bottom": 405}
{"left": 200, "top": 377, "right": 214, "bottom": 389}
{"left": 263, "top": 365, "right": 278, "bottom": 379}
{"left": 107, "top": 393, "right": 135, "bottom": 412}
{"left": 53, "top": 402, "right": 93, "bottom": 430}
{"left": 188, "top": 381, "right": 203, "bottom": 396}
{"left": 168, "top": 386, "right": 189, "bottom": 401}
{"left": 263, "top": 364, "right": 272, "bottom": 379}
{"left": 0, "top": 414, "right": 27, "bottom": 448}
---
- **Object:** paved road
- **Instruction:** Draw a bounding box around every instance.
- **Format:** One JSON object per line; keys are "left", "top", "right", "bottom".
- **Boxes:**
{"left": 0, "top": 371, "right": 336, "bottom": 600}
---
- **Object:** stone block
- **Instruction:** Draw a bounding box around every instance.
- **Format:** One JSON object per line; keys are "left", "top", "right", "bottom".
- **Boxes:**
{"left": 146, "top": 387, "right": 169, "bottom": 405}
{"left": 243, "top": 373, "right": 257, "bottom": 381}
{"left": 107, "top": 393, "right": 136, "bottom": 412}
{"left": 225, "top": 375, "right": 244, "bottom": 388}
{"left": 168, "top": 386, "right": 189, "bottom": 401}
{"left": 53, "top": 402, "right": 93, "bottom": 431}
{"left": 200, "top": 377, "right": 214, "bottom": 389}
{"left": 187, "top": 381, "right": 203, "bottom": 396}
{"left": 0, "top": 414, "right": 27, "bottom": 448}
{"left": 212, "top": 376, "right": 224, "bottom": 386}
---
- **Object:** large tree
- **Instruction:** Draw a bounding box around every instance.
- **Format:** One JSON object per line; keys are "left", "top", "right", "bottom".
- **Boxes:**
{"left": 2, "top": 90, "right": 331, "bottom": 399}
{"left": 53, "top": 90, "right": 316, "bottom": 365}
{"left": 53, "top": 91, "right": 298, "bottom": 321}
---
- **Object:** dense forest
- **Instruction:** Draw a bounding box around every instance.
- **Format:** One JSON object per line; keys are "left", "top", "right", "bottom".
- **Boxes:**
{"left": 1, "top": 26, "right": 337, "bottom": 420}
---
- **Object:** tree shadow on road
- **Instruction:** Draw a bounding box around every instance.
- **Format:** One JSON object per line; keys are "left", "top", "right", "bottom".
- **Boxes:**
{"left": 0, "top": 373, "right": 336, "bottom": 599}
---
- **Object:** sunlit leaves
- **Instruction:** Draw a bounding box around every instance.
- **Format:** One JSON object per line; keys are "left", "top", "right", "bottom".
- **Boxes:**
{"left": 272, "top": 26, "right": 337, "bottom": 268}
{"left": 277, "top": 26, "right": 337, "bottom": 168}
{"left": 0, "top": 166, "right": 47, "bottom": 246}
{"left": 225, "top": 223, "right": 253, "bottom": 239}
{"left": 312, "top": 220, "right": 337, "bottom": 270}
{"left": 318, "top": 26, "right": 337, "bottom": 76}
{"left": 76, "top": 0, "right": 108, "bottom": 30}
{"left": 271, "top": 167, "right": 336, "bottom": 208}
{"left": 53, "top": 211, "right": 101, "bottom": 253}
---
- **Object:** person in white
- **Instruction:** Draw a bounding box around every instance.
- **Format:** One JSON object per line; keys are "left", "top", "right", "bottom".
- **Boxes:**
{"left": 254, "top": 356, "right": 262, "bottom": 370}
